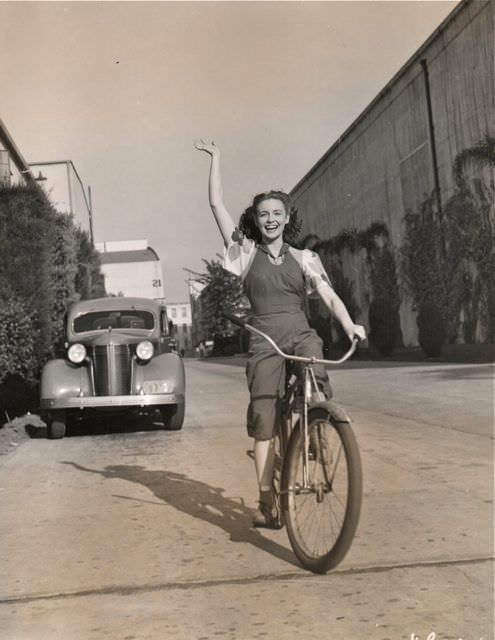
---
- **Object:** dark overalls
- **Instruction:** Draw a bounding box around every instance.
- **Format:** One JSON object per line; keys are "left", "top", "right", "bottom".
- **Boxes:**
{"left": 224, "top": 239, "right": 331, "bottom": 441}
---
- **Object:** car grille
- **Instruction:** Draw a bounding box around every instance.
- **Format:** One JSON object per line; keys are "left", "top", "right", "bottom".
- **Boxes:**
{"left": 91, "top": 345, "right": 132, "bottom": 396}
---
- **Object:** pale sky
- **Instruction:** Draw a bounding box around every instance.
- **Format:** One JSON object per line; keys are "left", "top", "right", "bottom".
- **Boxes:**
{"left": 1, "top": 0, "right": 458, "bottom": 301}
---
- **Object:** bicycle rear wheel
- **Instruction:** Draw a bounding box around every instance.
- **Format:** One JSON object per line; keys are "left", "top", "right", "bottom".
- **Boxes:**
{"left": 282, "top": 408, "right": 362, "bottom": 573}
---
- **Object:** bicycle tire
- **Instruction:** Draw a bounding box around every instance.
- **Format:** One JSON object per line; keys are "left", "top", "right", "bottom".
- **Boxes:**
{"left": 282, "top": 407, "right": 362, "bottom": 574}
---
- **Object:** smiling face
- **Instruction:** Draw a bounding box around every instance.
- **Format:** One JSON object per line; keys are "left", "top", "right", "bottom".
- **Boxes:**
{"left": 255, "top": 198, "right": 290, "bottom": 244}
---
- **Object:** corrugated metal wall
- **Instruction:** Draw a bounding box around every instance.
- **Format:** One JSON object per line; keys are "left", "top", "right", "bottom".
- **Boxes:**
{"left": 291, "top": 0, "right": 494, "bottom": 346}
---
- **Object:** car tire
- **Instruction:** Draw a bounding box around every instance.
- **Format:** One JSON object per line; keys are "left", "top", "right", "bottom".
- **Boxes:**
{"left": 47, "top": 412, "right": 67, "bottom": 439}
{"left": 160, "top": 403, "right": 185, "bottom": 431}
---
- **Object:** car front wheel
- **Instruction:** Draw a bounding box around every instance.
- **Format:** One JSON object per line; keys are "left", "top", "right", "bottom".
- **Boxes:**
{"left": 47, "top": 411, "right": 67, "bottom": 439}
{"left": 160, "top": 403, "right": 185, "bottom": 431}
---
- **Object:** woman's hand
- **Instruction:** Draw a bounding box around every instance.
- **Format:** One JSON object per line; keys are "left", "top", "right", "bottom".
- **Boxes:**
{"left": 194, "top": 139, "right": 220, "bottom": 156}
{"left": 347, "top": 324, "right": 367, "bottom": 343}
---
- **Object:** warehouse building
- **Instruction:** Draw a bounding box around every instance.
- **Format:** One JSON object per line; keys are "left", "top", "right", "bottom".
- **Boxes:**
{"left": 291, "top": 0, "right": 493, "bottom": 346}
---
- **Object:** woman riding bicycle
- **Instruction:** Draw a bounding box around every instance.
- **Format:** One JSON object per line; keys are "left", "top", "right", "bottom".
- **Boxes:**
{"left": 195, "top": 140, "right": 366, "bottom": 528}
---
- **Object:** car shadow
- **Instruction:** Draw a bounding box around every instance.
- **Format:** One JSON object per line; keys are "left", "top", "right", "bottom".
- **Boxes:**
{"left": 69, "top": 412, "right": 165, "bottom": 437}
{"left": 62, "top": 460, "right": 298, "bottom": 569}
{"left": 26, "top": 412, "right": 165, "bottom": 439}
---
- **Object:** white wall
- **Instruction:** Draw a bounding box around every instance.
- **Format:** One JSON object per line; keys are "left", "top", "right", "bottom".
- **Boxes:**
{"left": 101, "top": 261, "right": 164, "bottom": 300}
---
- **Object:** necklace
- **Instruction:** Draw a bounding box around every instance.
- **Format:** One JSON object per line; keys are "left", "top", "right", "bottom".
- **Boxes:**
{"left": 260, "top": 242, "right": 287, "bottom": 265}
{"left": 268, "top": 253, "right": 284, "bottom": 266}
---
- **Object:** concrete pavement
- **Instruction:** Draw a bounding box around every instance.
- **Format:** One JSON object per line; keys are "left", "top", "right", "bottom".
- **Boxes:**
{"left": 0, "top": 358, "right": 493, "bottom": 639}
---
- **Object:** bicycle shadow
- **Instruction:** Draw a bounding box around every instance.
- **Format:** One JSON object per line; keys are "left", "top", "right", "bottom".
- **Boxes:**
{"left": 62, "top": 461, "right": 298, "bottom": 568}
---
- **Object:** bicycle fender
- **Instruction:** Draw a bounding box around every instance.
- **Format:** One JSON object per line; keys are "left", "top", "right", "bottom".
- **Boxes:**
{"left": 310, "top": 400, "right": 351, "bottom": 424}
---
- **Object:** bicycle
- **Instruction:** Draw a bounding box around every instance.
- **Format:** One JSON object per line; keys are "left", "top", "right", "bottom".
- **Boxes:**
{"left": 225, "top": 313, "right": 363, "bottom": 574}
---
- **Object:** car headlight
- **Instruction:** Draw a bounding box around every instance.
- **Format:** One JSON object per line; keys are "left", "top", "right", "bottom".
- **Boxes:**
{"left": 68, "top": 343, "right": 87, "bottom": 364}
{"left": 136, "top": 340, "right": 154, "bottom": 361}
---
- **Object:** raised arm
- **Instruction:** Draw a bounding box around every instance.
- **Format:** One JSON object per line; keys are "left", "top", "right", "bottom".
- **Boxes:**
{"left": 194, "top": 140, "right": 236, "bottom": 246}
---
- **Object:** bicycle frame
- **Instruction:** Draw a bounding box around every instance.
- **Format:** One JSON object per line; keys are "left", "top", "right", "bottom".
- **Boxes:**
{"left": 280, "top": 361, "right": 344, "bottom": 491}
{"left": 223, "top": 312, "right": 358, "bottom": 491}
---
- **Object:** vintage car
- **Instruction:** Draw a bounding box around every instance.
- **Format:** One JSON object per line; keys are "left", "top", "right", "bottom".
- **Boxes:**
{"left": 40, "top": 297, "right": 185, "bottom": 438}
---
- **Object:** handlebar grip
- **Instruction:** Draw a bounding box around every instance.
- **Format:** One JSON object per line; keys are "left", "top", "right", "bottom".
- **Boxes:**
{"left": 223, "top": 312, "right": 246, "bottom": 328}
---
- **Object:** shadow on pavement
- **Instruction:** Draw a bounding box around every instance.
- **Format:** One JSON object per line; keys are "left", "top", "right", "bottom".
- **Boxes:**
{"left": 407, "top": 364, "right": 494, "bottom": 381}
{"left": 62, "top": 461, "right": 298, "bottom": 569}
{"left": 205, "top": 356, "right": 494, "bottom": 373}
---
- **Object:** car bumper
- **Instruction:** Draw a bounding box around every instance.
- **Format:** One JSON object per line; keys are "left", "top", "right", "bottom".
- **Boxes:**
{"left": 40, "top": 393, "right": 180, "bottom": 410}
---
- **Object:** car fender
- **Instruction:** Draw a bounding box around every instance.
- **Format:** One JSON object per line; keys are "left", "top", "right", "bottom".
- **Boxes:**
{"left": 135, "top": 352, "right": 185, "bottom": 397}
{"left": 40, "top": 359, "right": 92, "bottom": 401}
{"left": 310, "top": 400, "right": 351, "bottom": 424}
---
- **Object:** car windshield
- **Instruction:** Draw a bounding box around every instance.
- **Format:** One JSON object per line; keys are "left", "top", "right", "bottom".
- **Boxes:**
{"left": 74, "top": 310, "right": 155, "bottom": 333}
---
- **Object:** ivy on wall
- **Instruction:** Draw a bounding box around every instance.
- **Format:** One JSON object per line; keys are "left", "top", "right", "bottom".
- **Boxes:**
{"left": 300, "top": 221, "right": 402, "bottom": 355}
{"left": 450, "top": 135, "right": 495, "bottom": 342}
{"left": 401, "top": 134, "right": 495, "bottom": 348}
{"left": 400, "top": 195, "right": 452, "bottom": 354}
{"left": 300, "top": 135, "right": 494, "bottom": 355}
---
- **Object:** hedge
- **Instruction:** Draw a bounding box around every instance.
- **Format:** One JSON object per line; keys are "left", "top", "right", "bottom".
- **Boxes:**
{"left": 0, "top": 184, "right": 105, "bottom": 416}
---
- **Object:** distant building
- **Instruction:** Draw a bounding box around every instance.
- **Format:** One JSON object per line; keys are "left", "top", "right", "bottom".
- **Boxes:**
{"left": 1, "top": 119, "right": 93, "bottom": 235}
{"left": 95, "top": 239, "right": 165, "bottom": 301}
{"left": 0, "top": 118, "right": 45, "bottom": 189}
{"left": 166, "top": 302, "right": 192, "bottom": 354}
{"left": 29, "top": 161, "right": 94, "bottom": 237}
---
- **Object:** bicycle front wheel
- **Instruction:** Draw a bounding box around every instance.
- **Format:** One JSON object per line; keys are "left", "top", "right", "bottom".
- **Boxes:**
{"left": 282, "top": 408, "right": 362, "bottom": 574}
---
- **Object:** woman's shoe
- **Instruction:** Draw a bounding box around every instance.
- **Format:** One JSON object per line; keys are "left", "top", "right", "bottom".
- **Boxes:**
{"left": 252, "top": 490, "right": 283, "bottom": 529}
{"left": 252, "top": 502, "right": 283, "bottom": 529}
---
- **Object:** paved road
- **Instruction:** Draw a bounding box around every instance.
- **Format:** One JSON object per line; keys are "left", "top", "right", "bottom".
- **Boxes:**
{"left": 0, "top": 359, "right": 493, "bottom": 640}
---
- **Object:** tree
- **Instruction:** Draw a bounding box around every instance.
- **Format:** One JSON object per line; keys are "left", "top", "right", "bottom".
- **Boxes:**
{"left": 196, "top": 258, "right": 247, "bottom": 348}
{"left": 48, "top": 212, "right": 79, "bottom": 356}
{"left": 75, "top": 228, "right": 106, "bottom": 300}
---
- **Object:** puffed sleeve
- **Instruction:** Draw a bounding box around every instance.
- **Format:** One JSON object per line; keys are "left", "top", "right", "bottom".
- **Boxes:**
{"left": 302, "top": 249, "right": 332, "bottom": 296}
{"left": 222, "top": 233, "right": 256, "bottom": 279}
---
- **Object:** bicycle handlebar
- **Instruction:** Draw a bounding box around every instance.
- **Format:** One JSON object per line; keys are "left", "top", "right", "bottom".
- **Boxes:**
{"left": 223, "top": 312, "right": 359, "bottom": 365}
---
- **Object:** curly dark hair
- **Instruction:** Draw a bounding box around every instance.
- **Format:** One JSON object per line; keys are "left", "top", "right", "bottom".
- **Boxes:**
{"left": 238, "top": 190, "right": 302, "bottom": 245}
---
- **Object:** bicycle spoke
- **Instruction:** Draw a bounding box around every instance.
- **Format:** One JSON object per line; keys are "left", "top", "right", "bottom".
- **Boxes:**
{"left": 290, "top": 453, "right": 348, "bottom": 557}
{"left": 284, "top": 417, "right": 356, "bottom": 562}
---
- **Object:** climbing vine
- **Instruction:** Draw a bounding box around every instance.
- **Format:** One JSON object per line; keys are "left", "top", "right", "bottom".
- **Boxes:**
{"left": 401, "top": 134, "right": 495, "bottom": 345}
{"left": 301, "top": 221, "right": 402, "bottom": 355}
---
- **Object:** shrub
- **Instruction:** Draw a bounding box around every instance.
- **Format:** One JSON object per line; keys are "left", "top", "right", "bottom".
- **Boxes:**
{"left": 318, "top": 246, "right": 360, "bottom": 352}
{"left": 369, "top": 297, "right": 401, "bottom": 356}
{"left": 0, "top": 185, "right": 54, "bottom": 363}
{"left": 401, "top": 135, "right": 495, "bottom": 344}
{"left": 0, "top": 184, "right": 106, "bottom": 395}
{"left": 0, "top": 293, "right": 38, "bottom": 386}
{"left": 0, "top": 374, "right": 38, "bottom": 419}
{"left": 365, "top": 236, "right": 402, "bottom": 356}
{"left": 417, "top": 301, "right": 446, "bottom": 357}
